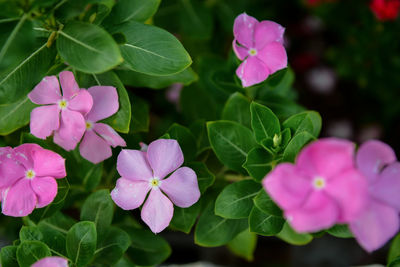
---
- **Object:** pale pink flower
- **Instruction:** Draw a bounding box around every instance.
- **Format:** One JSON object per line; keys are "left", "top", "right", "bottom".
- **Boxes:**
{"left": 350, "top": 140, "right": 400, "bottom": 252}
{"left": 233, "top": 13, "right": 288, "bottom": 87}
{"left": 111, "top": 139, "right": 200, "bottom": 233}
{"left": 0, "top": 144, "right": 66, "bottom": 217}
{"left": 31, "top": 256, "right": 68, "bottom": 267}
{"left": 263, "top": 138, "right": 367, "bottom": 233}
{"left": 79, "top": 86, "right": 126, "bottom": 164}
{"left": 28, "top": 71, "right": 93, "bottom": 151}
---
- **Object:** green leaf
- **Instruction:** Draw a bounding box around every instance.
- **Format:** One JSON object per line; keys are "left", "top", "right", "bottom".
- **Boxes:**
{"left": 93, "top": 226, "right": 131, "bottom": 265}
{"left": 19, "top": 226, "right": 43, "bottom": 242}
{"left": 113, "top": 256, "right": 136, "bottom": 267}
{"left": 167, "top": 123, "right": 197, "bottom": 162}
{"left": 170, "top": 201, "right": 201, "bottom": 233}
{"left": 222, "top": 92, "right": 251, "bottom": 129}
{"left": 129, "top": 93, "right": 149, "bottom": 133}
{"left": 389, "top": 234, "right": 400, "bottom": 263}
{"left": 57, "top": 21, "right": 122, "bottom": 73}
{"left": 277, "top": 222, "right": 313, "bottom": 245}
{"left": 189, "top": 119, "right": 210, "bottom": 154}
{"left": 105, "top": 0, "right": 161, "bottom": 24}
{"left": 68, "top": 154, "right": 103, "bottom": 191}
{"left": 0, "top": 96, "right": 36, "bottom": 135}
{"left": 16, "top": 241, "right": 51, "bottom": 267}
{"left": 66, "top": 221, "right": 97, "bottom": 267}
{"left": 0, "top": 246, "right": 18, "bottom": 267}
{"left": 282, "top": 111, "right": 322, "bottom": 138}
{"left": 195, "top": 201, "right": 248, "bottom": 247}
{"left": 207, "top": 120, "right": 257, "bottom": 173}
{"left": 243, "top": 148, "right": 274, "bottom": 182}
{"left": 250, "top": 102, "right": 281, "bottom": 143}
{"left": 227, "top": 229, "right": 257, "bottom": 262}
{"left": 282, "top": 131, "right": 316, "bottom": 162}
{"left": 187, "top": 162, "right": 215, "bottom": 194}
{"left": 179, "top": 0, "right": 213, "bottom": 40}
{"left": 181, "top": 84, "right": 217, "bottom": 122}
{"left": 125, "top": 227, "right": 171, "bottom": 266}
{"left": 249, "top": 206, "right": 285, "bottom": 236}
{"left": 215, "top": 180, "right": 261, "bottom": 219}
{"left": 80, "top": 190, "right": 114, "bottom": 241}
{"left": 327, "top": 224, "right": 353, "bottom": 238}
{"left": 109, "top": 21, "right": 191, "bottom": 75}
{"left": 389, "top": 257, "right": 400, "bottom": 267}
{"left": 116, "top": 66, "right": 197, "bottom": 89}
{"left": 253, "top": 190, "right": 282, "bottom": 217}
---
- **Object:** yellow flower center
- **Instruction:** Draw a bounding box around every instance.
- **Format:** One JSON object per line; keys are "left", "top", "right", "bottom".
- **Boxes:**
{"left": 248, "top": 48, "right": 257, "bottom": 56}
{"left": 85, "top": 121, "right": 93, "bottom": 130}
{"left": 58, "top": 99, "right": 68, "bottom": 109}
{"left": 25, "top": 169, "right": 35, "bottom": 179}
{"left": 149, "top": 178, "right": 160, "bottom": 188}
{"left": 313, "top": 176, "right": 326, "bottom": 190}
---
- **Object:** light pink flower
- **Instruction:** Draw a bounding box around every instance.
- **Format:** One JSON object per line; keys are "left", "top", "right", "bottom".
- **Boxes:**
{"left": 350, "top": 140, "right": 400, "bottom": 252}
{"left": 79, "top": 86, "right": 126, "bottom": 164}
{"left": 28, "top": 71, "right": 93, "bottom": 151}
{"left": 111, "top": 139, "right": 200, "bottom": 233}
{"left": 263, "top": 138, "right": 367, "bottom": 233}
{"left": 233, "top": 13, "right": 288, "bottom": 87}
{"left": 32, "top": 256, "right": 68, "bottom": 267}
{"left": 0, "top": 144, "right": 66, "bottom": 217}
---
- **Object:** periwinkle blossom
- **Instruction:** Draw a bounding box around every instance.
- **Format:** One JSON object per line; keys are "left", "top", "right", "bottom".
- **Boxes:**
{"left": 28, "top": 71, "right": 93, "bottom": 151}
{"left": 350, "top": 140, "right": 400, "bottom": 252}
{"left": 79, "top": 86, "right": 126, "bottom": 164}
{"left": 0, "top": 144, "right": 66, "bottom": 217}
{"left": 111, "top": 139, "right": 200, "bottom": 233}
{"left": 233, "top": 13, "right": 287, "bottom": 87}
{"left": 263, "top": 138, "right": 367, "bottom": 233}
{"left": 31, "top": 256, "right": 68, "bottom": 267}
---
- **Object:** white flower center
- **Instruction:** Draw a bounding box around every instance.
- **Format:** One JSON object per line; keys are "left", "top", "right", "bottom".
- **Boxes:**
{"left": 149, "top": 177, "right": 161, "bottom": 189}
{"left": 248, "top": 48, "right": 257, "bottom": 56}
{"left": 85, "top": 121, "right": 93, "bottom": 130}
{"left": 58, "top": 99, "right": 68, "bottom": 109}
{"left": 25, "top": 169, "right": 36, "bottom": 179}
{"left": 312, "top": 176, "right": 326, "bottom": 190}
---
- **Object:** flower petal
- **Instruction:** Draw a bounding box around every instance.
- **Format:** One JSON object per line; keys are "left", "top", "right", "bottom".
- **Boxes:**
{"left": 32, "top": 256, "right": 69, "bottom": 267}
{"left": 147, "top": 139, "right": 184, "bottom": 179}
{"left": 31, "top": 176, "right": 57, "bottom": 208}
{"left": 370, "top": 162, "right": 400, "bottom": 210}
{"left": 263, "top": 163, "right": 311, "bottom": 211}
{"left": 2, "top": 178, "right": 37, "bottom": 217}
{"left": 256, "top": 42, "right": 287, "bottom": 74}
{"left": 14, "top": 143, "right": 41, "bottom": 169}
{"left": 87, "top": 86, "right": 119, "bottom": 122}
{"left": 31, "top": 146, "right": 66, "bottom": 178}
{"left": 111, "top": 178, "right": 150, "bottom": 210}
{"left": 0, "top": 150, "right": 25, "bottom": 188}
{"left": 160, "top": 167, "right": 200, "bottom": 208}
{"left": 232, "top": 39, "right": 249, "bottom": 61}
{"left": 350, "top": 200, "right": 399, "bottom": 252}
{"left": 116, "top": 149, "right": 153, "bottom": 181}
{"left": 59, "top": 71, "right": 80, "bottom": 99}
{"left": 236, "top": 56, "right": 270, "bottom": 87}
{"left": 285, "top": 191, "right": 339, "bottom": 233}
{"left": 254, "top": 21, "right": 285, "bottom": 49}
{"left": 54, "top": 109, "right": 85, "bottom": 151}
{"left": 79, "top": 131, "right": 112, "bottom": 164}
{"left": 233, "top": 13, "right": 258, "bottom": 48}
{"left": 356, "top": 140, "right": 397, "bottom": 183}
{"left": 68, "top": 89, "right": 93, "bottom": 115}
{"left": 325, "top": 169, "right": 368, "bottom": 223}
{"left": 28, "top": 76, "right": 61, "bottom": 105}
{"left": 296, "top": 138, "right": 355, "bottom": 180}
{"left": 141, "top": 189, "right": 173, "bottom": 233}
{"left": 30, "top": 105, "right": 60, "bottom": 139}
{"left": 93, "top": 123, "right": 126, "bottom": 148}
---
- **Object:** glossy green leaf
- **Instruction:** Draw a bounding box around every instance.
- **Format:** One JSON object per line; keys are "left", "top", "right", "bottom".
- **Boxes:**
{"left": 66, "top": 221, "right": 97, "bottom": 267}
{"left": 227, "top": 229, "right": 257, "bottom": 262}
{"left": 282, "top": 131, "right": 316, "bottom": 163}
{"left": 19, "top": 226, "right": 43, "bottom": 242}
{"left": 189, "top": 119, "right": 210, "bottom": 154}
{"left": 389, "top": 257, "right": 400, "bottom": 267}
{"left": 105, "top": 0, "right": 161, "bottom": 25}
{"left": 222, "top": 92, "right": 251, "bottom": 129}
{"left": 109, "top": 21, "right": 191, "bottom": 75}
{"left": 170, "top": 201, "right": 201, "bottom": 233}
{"left": 195, "top": 201, "right": 248, "bottom": 247}
{"left": 57, "top": 21, "right": 122, "bottom": 73}
{"left": 215, "top": 180, "right": 261, "bottom": 219}
{"left": 167, "top": 123, "right": 197, "bottom": 162}
{"left": 113, "top": 256, "right": 136, "bottom": 267}
{"left": 207, "top": 120, "right": 257, "bottom": 173}
{"left": 16, "top": 241, "right": 51, "bottom": 267}
{"left": 253, "top": 189, "right": 282, "bottom": 217}
{"left": 327, "top": 224, "right": 353, "bottom": 238}
{"left": 249, "top": 206, "right": 285, "bottom": 236}
{"left": 179, "top": 0, "right": 213, "bottom": 40}
{"left": 250, "top": 102, "right": 281, "bottom": 143}
{"left": 389, "top": 234, "right": 400, "bottom": 263}
{"left": 187, "top": 162, "right": 215, "bottom": 194}
{"left": 282, "top": 111, "right": 322, "bottom": 138}
{"left": 181, "top": 84, "right": 218, "bottom": 122}
{"left": 0, "top": 97, "right": 34, "bottom": 135}
{"left": 277, "top": 222, "right": 313, "bottom": 245}
{"left": 243, "top": 148, "right": 274, "bottom": 182}
{"left": 0, "top": 246, "right": 18, "bottom": 267}
{"left": 129, "top": 93, "right": 149, "bottom": 133}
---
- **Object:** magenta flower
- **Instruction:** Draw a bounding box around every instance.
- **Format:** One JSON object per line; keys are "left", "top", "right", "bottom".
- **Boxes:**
{"left": 28, "top": 71, "right": 93, "bottom": 151}
{"left": 31, "top": 256, "right": 68, "bottom": 267}
{"left": 263, "top": 138, "right": 367, "bottom": 233}
{"left": 79, "top": 86, "right": 126, "bottom": 164}
{"left": 350, "top": 140, "right": 400, "bottom": 252}
{"left": 233, "top": 13, "right": 288, "bottom": 87}
{"left": 111, "top": 139, "right": 200, "bottom": 233}
{"left": 0, "top": 144, "right": 66, "bottom": 217}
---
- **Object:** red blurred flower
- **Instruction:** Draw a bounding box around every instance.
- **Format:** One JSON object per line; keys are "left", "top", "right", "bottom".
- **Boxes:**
{"left": 306, "top": 0, "right": 337, "bottom": 7}
{"left": 370, "top": 0, "right": 400, "bottom": 21}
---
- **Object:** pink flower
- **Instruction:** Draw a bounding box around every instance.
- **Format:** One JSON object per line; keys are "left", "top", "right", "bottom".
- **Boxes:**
{"left": 233, "top": 13, "right": 287, "bottom": 87}
{"left": 28, "top": 71, "right": 93, "bottom": 151}
{"left": 31, "top": 256, "right": 68, "bottom": 267}
{"left": 263, "top": 138, "right": 367, "bottom": 233}
{"left": 350, "top": 140, "right": 400, "bottom": 252}
{"left": 370, "top": 0, "right": 400, "bottom": 21}
{"left": 111, "top": 139, "right": 200, "bottom": 233}
{"left": 0, "top": 144, "right": 66, "bottom": 217}
{"left": 79, "top": 86, "right": 126, "bottom": 164}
